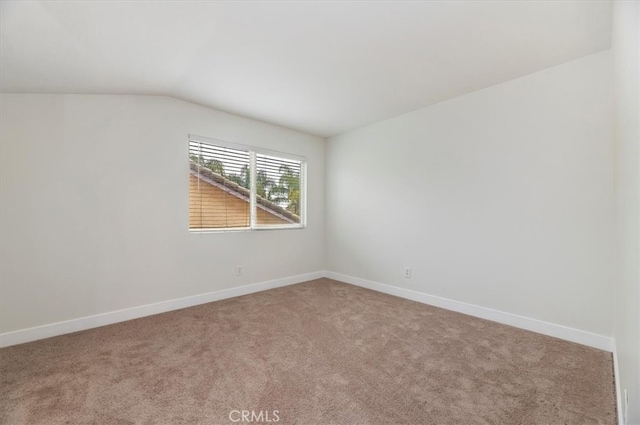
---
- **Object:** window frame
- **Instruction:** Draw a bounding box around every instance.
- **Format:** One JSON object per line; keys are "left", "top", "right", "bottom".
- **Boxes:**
{"left": 188, "top": 134, "right": 307, "bottom": 233}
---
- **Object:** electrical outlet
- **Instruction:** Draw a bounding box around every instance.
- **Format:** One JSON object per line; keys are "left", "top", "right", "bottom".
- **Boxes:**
{"left": 404, "top": 267, "right": 412, "bottom": 278}
{"left": 236, "top": 266, "right": 243, "bottom": 276}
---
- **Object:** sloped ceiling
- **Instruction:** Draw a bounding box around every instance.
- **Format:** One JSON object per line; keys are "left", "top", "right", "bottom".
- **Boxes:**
{"left": 1, "top": 1, "right": 612, "bottom": 137}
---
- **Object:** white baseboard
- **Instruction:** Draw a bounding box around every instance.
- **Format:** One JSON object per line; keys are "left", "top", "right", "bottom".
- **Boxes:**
{"left": 1, "top": 270, "right": 615, "bottom": 354}
{"left": 325, "top": 271, "right": 615, "bottom": 352}
{"left": 613, "top": 343, "right": 624, "bottom": 425}
{"left": 0, "top": 271, "right": 325, "bottom": 348}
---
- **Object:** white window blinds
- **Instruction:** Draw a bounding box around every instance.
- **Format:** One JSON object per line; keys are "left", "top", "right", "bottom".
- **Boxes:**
{"left": 189, "top": 136, "right": 305, "bottom": 231}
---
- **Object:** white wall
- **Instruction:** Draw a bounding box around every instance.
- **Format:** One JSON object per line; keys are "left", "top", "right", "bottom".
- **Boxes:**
{"left": 0, "top": 94, "right": 325, "bottom": 334}
{"left": 326, "top": 51, "right": 615, "bottom": 337}
{"left": 612, "top": 1, "right": 640, "bottom": 423}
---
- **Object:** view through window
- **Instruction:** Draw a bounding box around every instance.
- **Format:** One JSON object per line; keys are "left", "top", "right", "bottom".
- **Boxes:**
{"left": 189, "top": 136, "right": 305, "bottom": 231}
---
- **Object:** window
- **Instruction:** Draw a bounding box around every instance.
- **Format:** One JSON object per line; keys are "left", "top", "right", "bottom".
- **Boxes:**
{"left": 188, "top": 135, "right": 306, "bottom": 231}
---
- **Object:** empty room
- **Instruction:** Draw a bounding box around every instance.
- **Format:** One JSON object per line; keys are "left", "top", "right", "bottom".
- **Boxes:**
{"left": 1, "top": 1, "right": 638, "bottom": 424}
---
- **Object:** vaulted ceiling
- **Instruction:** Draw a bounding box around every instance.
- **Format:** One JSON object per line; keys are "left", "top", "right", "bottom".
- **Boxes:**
{"left": 1, "top": 1, "right": 612, "bottom": 137}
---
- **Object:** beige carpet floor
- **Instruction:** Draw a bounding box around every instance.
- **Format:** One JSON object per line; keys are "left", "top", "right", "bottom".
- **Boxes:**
{"left": 0, "top": 278, "right": 616, "bottom": 424}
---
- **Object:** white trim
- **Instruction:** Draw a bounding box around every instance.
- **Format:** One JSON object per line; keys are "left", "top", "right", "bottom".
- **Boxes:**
{"left": 324, "top": 271, "right": 615, "bottom": 352}
{"left": 613, "top": 342, "right": 624, "bottom": 425}
{"left": 0, "top": 271, "right": 324, "bottom": 348}
{"left": 301, "top": 161, "right": 308, "bottom": 227}
{"left": 249, "top": 150, "right": 257, "bottom": 228}
{"left": 1, "top": 270, "right": 616, "bottom": 354}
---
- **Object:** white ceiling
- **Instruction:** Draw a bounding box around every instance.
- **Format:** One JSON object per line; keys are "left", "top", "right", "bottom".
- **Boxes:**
{"left": 1, "top": 1, "right": 612, "bottom": 137}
